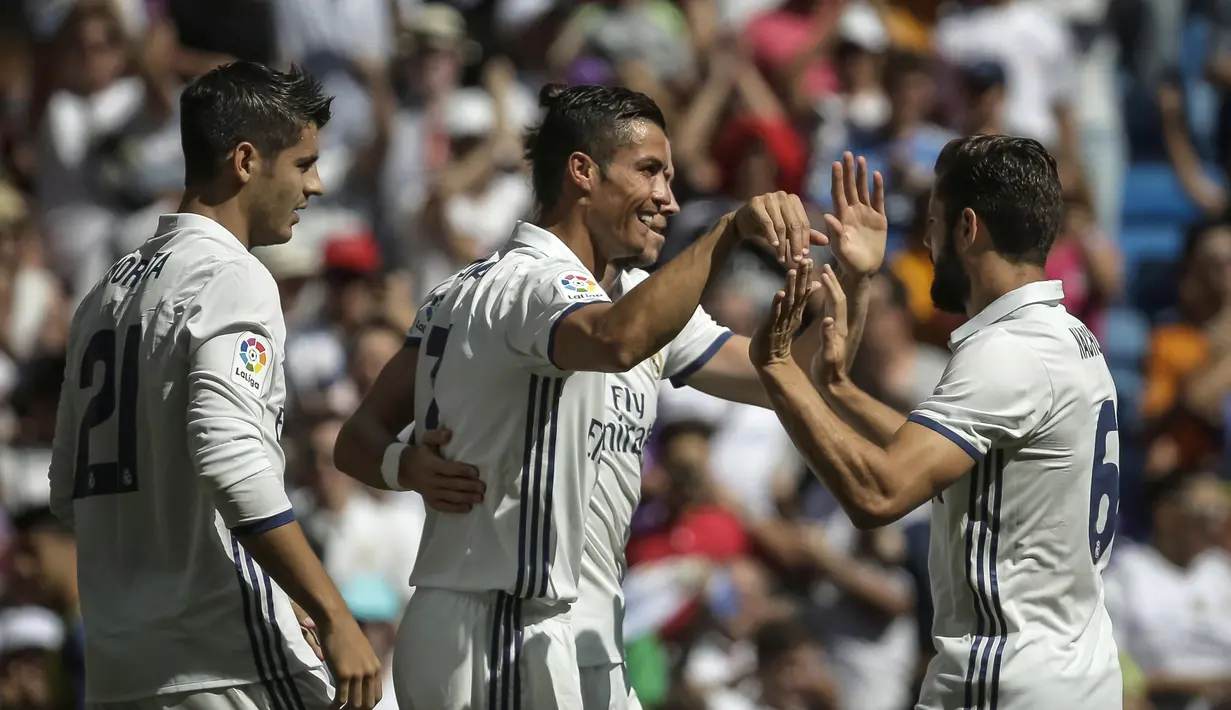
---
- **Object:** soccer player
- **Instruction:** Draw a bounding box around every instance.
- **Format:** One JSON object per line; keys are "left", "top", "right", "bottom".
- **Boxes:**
{"left": 47, "top": 62, "right": 382, "bottom": 710}
{"left": 749, "top": 135, "right": 1123, "bottom": 709}
{"left": 332, "top": 83, "right": 821, "bottom": 710}
{"left": 569, "top": 153, "right": 886, "bottom": 710}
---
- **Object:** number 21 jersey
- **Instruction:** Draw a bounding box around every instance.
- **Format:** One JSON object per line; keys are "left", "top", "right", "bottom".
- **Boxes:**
{"left": 906, "top": 281, "right": 1122, "bottom": 710}
{"left": 48, "top": 213, "right": 320, "bottom": 701}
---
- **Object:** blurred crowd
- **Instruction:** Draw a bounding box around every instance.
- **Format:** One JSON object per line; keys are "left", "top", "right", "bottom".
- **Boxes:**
{"left": 2, "top": 0, "right": 1231, "bottom": 709}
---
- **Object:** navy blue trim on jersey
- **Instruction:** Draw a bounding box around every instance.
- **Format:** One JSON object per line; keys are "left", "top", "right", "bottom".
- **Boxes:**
{"left": 986, "top": 450, "right": 1010, "bottom": 708}
{"left": 230, "top": 535, "right": 286, "bottom": 710}
{"left": 963, "top": 449, "right": 1009, "bottom": 709}
{"left": 963, "top": 460, "right": 987, "bottom": 710}
{"left": 513, "top": 374, "right": 565, "bottom": 599}
{"left": 488, "top": 593, "right": 522, "bottom": 709}
{"left": 258, "top": 570, "right": 309, "bottom": 710}
{"left": 241, "top": 549, "right": 302, "bottom": 710}
{"left": 906, "top": 413, "right": 983, "bottom": 462}
{"left": 538, "top": 377, "right": 565, "bottom": 597}
{"left": 405, "top": 334, "right": 422, "bottom": 348}
{"left": 232, "top": 508, "right": 296, "bottom": 536}
{"left": 668, "top": 329, "right": 733, "bottom": 387}
{"left": 546, "top": 301, "right": 605, "bottom": 369}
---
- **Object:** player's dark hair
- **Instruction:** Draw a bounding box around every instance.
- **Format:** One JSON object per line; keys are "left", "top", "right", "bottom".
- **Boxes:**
{"left": 523, "top": 83, "right": 667, "bottom": 213}
{"left": 179, "top": 61, "right": 333, "bottom": 185}
{"left": 11, "top": 506, "right": 72, "bottom": 537}
{"left": 932, "top": 135, "right": 1063, "bottom": 267}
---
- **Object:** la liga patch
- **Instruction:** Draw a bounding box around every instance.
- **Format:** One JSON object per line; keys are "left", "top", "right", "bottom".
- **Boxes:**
{"left": 553, "top": 270, "right": 605, "bottom": 302}
{"left": 231, "top": 331, "right": 272, "bottom": 396}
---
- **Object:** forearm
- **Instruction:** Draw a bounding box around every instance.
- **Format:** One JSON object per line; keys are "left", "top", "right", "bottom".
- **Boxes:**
{"left": 334, "top": 409, "right": 404, "bottom": 491}
{"left": 839, "top": 272, "right": 871, "bottom": 370}
{"left": 823, "top": 379, "right": 907, "bottom": 447}
{"left": 758, "top": 360, "right": 897, "bottom": 527}
{"left": 597, "top": 215, "right": 740, "bottom": 367}
{"left": 236, "top": 521, "right": 352, "bottom": 628}
{"left": 1161, "top": 101, "right": 1227, "bottom": 215}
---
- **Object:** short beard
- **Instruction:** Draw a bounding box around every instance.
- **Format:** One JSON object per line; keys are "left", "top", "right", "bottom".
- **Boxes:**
{"left": 930, "top": 236, "right": 971, "bottom": 315}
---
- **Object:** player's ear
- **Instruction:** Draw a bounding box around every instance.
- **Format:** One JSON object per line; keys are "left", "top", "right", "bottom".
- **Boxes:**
{"left": 957, "top": 207, "right": 979, "bottom": 253}
{"left": 566, "top": 152, "right": 596, "bottom": 195}
{"left": 231, "top": 142, "right": 258, "bottom": 185}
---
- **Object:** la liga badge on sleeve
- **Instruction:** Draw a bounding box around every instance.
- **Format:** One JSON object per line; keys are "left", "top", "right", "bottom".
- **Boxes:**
{"left": 231, "top": 331, "right": 272, "bottom": 397}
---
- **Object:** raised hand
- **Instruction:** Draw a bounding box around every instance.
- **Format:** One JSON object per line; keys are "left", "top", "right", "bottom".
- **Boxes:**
{"left": 809, "top": 264, "right": 849, "bottom": 387}
{"left": 733, "top": 192, "right": 828, "bottom": 266}
{"left": 751, "top": 259, "right": 817, "bottom": 368}
{"left": 824, "top": 152, "right": 888, "bottom": 279}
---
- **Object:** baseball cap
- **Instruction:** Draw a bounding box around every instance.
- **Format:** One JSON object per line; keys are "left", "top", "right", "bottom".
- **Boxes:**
{"left": 324, "top": 230, "right": 382, "bottom": 275}
{"left": 0, "top": 606, "right": 64, "bottom": 655}
{"left": 837, "top": 2, "right": 889, "bottom": 53}
{"left": 962, "top": 60, "right": 1008, "bottom": 93}
{"left": 405, "top": 4, "right": 481, "bottom": 63}
{"left": 443, "top": 86, "right": 541, "bottom": 139}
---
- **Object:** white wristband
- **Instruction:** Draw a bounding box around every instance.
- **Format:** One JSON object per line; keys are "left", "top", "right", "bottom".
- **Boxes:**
{"left": 380, "top": 443, "right": 410, "bottom": 492}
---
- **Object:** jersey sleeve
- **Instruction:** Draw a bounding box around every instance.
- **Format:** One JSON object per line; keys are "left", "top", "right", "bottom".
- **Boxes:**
{"left": 493, "top": 258, "right": 611, "bottom": 368}
{"left": 47, "top": 369, "right": 79, "bottom": 529}
{"left": 907, "top": 331, "right": 1053, "bottom": 461}
{"left": 662, "top": 304, "right": 733, "bottom": 387}
{"left": 183, "top": 259, "right": 293, "bottom": 533}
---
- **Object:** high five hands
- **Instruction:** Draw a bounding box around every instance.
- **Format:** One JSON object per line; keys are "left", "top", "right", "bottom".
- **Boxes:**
{"left": 750, "top": 152, "right": 886, "bottom": 369}
{"left": 826, "top": 152, "right": 888, "bottom": 279}
{"left": 731, "top": 192, "right": 827, "bottom": 266}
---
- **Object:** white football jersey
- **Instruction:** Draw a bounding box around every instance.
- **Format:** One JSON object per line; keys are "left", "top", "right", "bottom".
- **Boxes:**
{"left": 48, "top": 214, "right": 321, "bottom": 701}
{"left": 908, "top": 281, "right": 1122, "bottom": 710}
{"left": 573, "top": 267, "right": 732, "bottom": 666}
{"left": 405, "top": 222, "right": 610, "bottom": 604}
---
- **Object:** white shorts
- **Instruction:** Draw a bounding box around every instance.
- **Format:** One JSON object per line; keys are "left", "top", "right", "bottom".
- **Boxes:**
{"left": 87, "top": 668, "right": 334, "bottom": 710}
{"left": 393, "top": 588, "right": 583, "bottom": 710}
{"left": 579, "top": 663, "right": 642, "bottom": 710}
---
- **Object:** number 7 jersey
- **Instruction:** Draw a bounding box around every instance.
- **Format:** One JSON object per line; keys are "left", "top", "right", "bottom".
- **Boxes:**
{"left": 48, "top": 214, "right": 321, "bottom": 702}
{"left": 905, "top": 281, "right": 1122, "bottom": 710}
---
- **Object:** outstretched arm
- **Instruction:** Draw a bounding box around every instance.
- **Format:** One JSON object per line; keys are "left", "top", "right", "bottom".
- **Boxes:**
{"left": 678, "top": 154, "right": 888, "bottom": 407}
{"left": 751, "top": 267, "right": 1046, "bottom": 528}
{"left": 552, "top": 193, "right": 825, "bottom": 373}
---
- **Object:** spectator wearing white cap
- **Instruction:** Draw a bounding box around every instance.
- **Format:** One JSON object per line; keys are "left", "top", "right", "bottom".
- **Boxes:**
{"left": 0, "top": 605, "right": 66, "bottom": 710}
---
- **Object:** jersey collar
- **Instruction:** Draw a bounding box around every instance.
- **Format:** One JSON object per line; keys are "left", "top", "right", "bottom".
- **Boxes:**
{"left": 155, "top": 213, "right": 249, "bottom": 255}
{"left": 509, "top": 221, "right": 590, "bottom": 267}
{"left": 948, "top": 279, "right": 1065, "bottom": 350}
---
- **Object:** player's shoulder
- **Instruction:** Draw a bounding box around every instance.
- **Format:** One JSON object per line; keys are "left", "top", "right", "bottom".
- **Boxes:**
{"left": 952, "top": 324, "right": 1048, "bottom": 369}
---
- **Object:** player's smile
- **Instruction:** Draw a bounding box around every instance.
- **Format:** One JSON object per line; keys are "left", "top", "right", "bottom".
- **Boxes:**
{"left": 635, "top": 211, "right": 666, "bottom": 241}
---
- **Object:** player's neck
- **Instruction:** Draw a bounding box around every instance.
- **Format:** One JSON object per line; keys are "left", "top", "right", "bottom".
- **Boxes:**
{"left": 966, "top": 259, "right": 1047, "bottom": 318}
{"left": 535, "top": 208, "right": 609, "bottom": 277}
{"left": 177, "top": 192, "right": 252, "bottom": 250}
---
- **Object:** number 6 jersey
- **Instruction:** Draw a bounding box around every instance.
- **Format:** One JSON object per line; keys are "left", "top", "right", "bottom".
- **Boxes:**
{"left": 48, "top": 213, "right": 321, "bottom": 702}
{"left": 905, "top": 280, "right": 1122, "bottom": 710}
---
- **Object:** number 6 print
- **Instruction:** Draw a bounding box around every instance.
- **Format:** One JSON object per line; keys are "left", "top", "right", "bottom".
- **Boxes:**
{"left": 1088, "top": 399, "right": 1120, "bottom": 564}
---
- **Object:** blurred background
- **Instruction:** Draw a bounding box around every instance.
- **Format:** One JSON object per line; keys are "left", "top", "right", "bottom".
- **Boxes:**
{"left": 0, "top": 0, "right": 1230, "bottom": 708}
